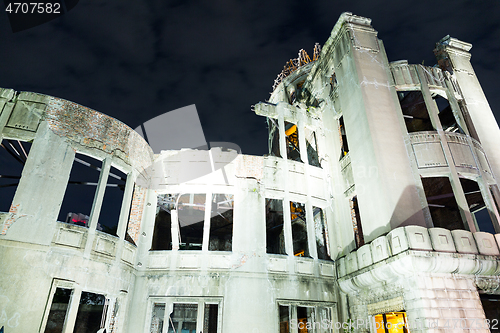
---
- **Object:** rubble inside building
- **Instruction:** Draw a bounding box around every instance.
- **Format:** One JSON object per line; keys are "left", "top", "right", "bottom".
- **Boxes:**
{"left": 1, "top": 12, "right": 500, "bottom": 333}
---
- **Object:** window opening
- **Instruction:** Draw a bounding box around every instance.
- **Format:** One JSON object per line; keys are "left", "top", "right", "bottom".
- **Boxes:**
{"left": 421, "top": 177, "right": 465, "bottom": 230}
{"left": 178, "top": 193, "right": 206, "bottom": 250}
{"left": 297, "top": 306, "right": 315, "bottom": 333}
{"left": 43, "top": 287, "right": 72, "bottom": 333}
{"left": 305, "top": 128, "right": 321, "bottom": 168}
{"left": 278, "top": 302, "right": 334, "bottom": 333}
{"left": 279, "top": 305, "right": 290, "bottom": 333}
{"left": 99, "top": 166, "right": 127, "bottom": 236}
{"left": 203, "top": 304, "right": 218, "bottom": 332}
{"left": 479, "top": 294, "right": 500, "bottom": 332}
{"left": 266, "top": 198, "right": 286, "bottom": 255}
{"left": 209, "top": 194, "right": 234, "bottom": 251}
{"left": 460, "top": 178, "right": 496, "bottom": 233}
{"left": 313, "top": 207, "right": 331, "bottom": 260}
{"left": 338, "top": 116, "right": 349, "bottom": 159}
{"left": 434, "top": 95, "right": 463, "bottom": 133}
{"left": 167, "top": 303, "right": 198, "bottom": 333}
{"left": 290, "top": 201, "right": 309, "bottom": 257}
{"left": 330, "top": 72, "right": 338, "bottom": 91}
{"left": 268, "top": 118, "right": 281, "bottom": 158}
{"left": 150, "top": 303, "right": 165, "bottom": 333}
{"left": 398, "top": 91, "right": 434, "bottom": 133}
{"left": 152, "top": 194, "right": 177, "bottom": 250}
{"left": 58, "top": 154, "right": 102, "bottom": 227}
{"left": 285, "top": 122, "right": 301, "bottom": 162}
{"left": 373, "top": 311, "right": 409, "bottom": 333}
{"left": 350, "top": 196, "right": 364, "bottom": 249}
{"left": 0, "top": 139, "right": 31, "bottom": 212}
{"left": 73, "top": 292, "right": 107, "bottom": 333}
{"left": 150, "top": 299, "right": 220, "bottom": 333}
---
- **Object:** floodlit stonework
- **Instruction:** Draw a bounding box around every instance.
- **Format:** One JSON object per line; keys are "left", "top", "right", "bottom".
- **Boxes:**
{"left": 1, "top": 12, "right": 500, "bottom": 333}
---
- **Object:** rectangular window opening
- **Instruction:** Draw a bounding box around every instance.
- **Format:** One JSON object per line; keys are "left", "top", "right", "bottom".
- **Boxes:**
{"left": 209, "top": 194, "right": 234, "bottom": 251}
{"left": 73, "top": 292, "right": 107, "bottom": 333}
{"left": 278, "top": 302, "right": 334, "bottom": 333}
{"left": 98, "top": 166, "right": 128, "bottom": 236}
{"left": 178, "top": 193, "right": 206, "bottom": 250}
{"left": 203, "top": 304, "right": 219, "bottom": 332}
{"left": 374, "top": 311, "right": 409, "bottom": 333}
{"left": 350, "top": 196, "right": 364, "bottom": 249}
{"left": 266, "top": 198, "right": 286, "bottom": 255}
{"left": 44, "top": 287, "right": 72, "bottom": 333}
{"left": 297, "top": 306, "right": 315, "bottom": 333}
{"left": 268, "top": 118, "right": 281, "bottom": 158}
{"left": 338, "top": 116, "right": 349, "bottom": 160}
{"left": 58, "top": 153, "right": 102, "bottom": 226}
{"left": 285, "top": 121, "right": 301, "bottom": 162}
{"left": 305, "top": 128, "right": 321, "bottom": 168}
{"left": 434, "top": 95, "right": 464, "bottom": 134}
{"left": 291, "top": 201, "right": 309, "bottom": 257}
{"left": 398, "top": 91, "right": 435, "bottom": 133}
{"left": 422, "top": 176, "right": 465, "bottom": 230}
{"left": 279, "top": 305, "right": 290, "bottom": 333}
{"left": 150, "top": 303, "right": 165, "bottom": 333}
{"left": 330, "top": 72, "right": 338, "bottom": 91}
{"left": 460, "top": 178, "right": 496, "bottom": 233}
{"left": 168, "top": 303, "right": 198, "bottom": 333}
{"left": 0, "top": 139, "right": 32, "bottom": 213}
{"left": 151, "top": 194, "right": 176, "bottom": 250}
{"left": 313, "top": 207, "right": 331, "bottom": 260}
{"left": 479, "top": 294, "right": 500, "bottom": 332}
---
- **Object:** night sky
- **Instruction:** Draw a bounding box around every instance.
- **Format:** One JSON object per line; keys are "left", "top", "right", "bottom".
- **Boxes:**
{"left": 1, "top": 0, "right": 499, "bottom": 157}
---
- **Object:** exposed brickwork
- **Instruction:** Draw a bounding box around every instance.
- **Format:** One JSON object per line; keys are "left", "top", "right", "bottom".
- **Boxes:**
{"left": 45, "top": 97, "right": 153, "bottom": 171}
{"left": 127, "top": 185, "right": 146, "bottom": 244}
{"left": 1, "top": 203, "right": 21, "bottom": 234}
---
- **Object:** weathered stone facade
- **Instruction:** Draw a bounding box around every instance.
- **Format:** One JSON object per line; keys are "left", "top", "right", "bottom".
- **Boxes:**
{"left": 1, "top": 12, "right": 499, "bottom": 333}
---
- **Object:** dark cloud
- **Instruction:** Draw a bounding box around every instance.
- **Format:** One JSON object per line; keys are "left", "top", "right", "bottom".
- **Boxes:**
{"left": 1, "top": 0, "right": 499, "bottom": 156}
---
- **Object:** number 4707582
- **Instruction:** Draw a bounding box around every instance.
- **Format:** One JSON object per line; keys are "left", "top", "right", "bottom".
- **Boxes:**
{"left": 5, "top": 2, "right": 61, "bottom": 14}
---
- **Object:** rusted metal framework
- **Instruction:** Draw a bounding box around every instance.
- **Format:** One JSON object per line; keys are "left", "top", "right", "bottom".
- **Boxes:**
{"left": 272, "top": 43, "right": 321, "bottom": 91}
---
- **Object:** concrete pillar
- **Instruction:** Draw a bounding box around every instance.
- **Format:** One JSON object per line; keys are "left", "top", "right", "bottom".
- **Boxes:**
{"left": 435, "top": 36, "right": 500, "bottom": 184}
{"left": 62, "top": 285, "right": 82, "bottom": 333}
{"left": 2, "top": 121, "right": 75, "bottom": 244}
{"left": 332, "top": 14, "right": 427, "bottom": 241}
{"left": 417, "top": 66, "right": 476, "bottom": 231}
{"left": 202, "top": 191, "right": 212, "bottom": 252}
{"left": 84, "top": 157, "right": 111, "bottom": 255}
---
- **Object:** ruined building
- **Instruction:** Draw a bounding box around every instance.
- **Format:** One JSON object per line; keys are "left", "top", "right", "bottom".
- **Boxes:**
{"left": 1, "top": 12, "right": 500, "bottom": 333}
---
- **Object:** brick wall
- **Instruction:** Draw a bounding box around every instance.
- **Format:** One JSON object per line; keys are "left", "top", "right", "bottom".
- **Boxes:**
{"left": 127, "top": 185, "right": 146, "bottom": 244}
{"left": 45, "top": 96, "right": 153, "bottom": 171}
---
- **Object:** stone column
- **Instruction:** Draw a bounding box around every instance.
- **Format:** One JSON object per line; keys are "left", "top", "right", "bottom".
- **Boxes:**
{"left": 331, "top": 13, "right": 427, "bottom": 242}
{"left": 435, "top": 36, "right": 500, "bottom": 184}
